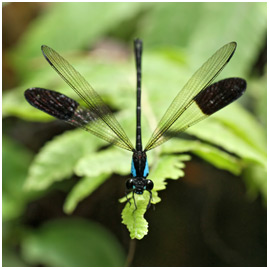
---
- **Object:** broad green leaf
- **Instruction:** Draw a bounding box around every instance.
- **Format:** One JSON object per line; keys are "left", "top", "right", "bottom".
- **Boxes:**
{"left": 249, "top": 74, "right": 267, "bottom": 126}
{"left": 24, "top": 129, "right": 104, "bottom": 191}
{"left": 186, "top": 117, "right": 266, "bottom": 169}
{"left": 75, "top": 147, "right": 131, "bottom": 177}
{"left": 21, "top": 218, "right": 125, "bottom": 266}
{"left": 192, "top": 144, "right": 242, "bottom": 175}
{"left": 163, "top": 139, "right": 242, "bottom": 175}
{"left": 121, "top": 154, "right": 190, "bottom": 239}
{"left": 3, "top": 55, "right": 135, "bottom": 121}
{"left": 64, "top": 174, "right": 110, "bottom": 214}
{"left": 11, "top": 2, "right": 149, "bottom": 77}
{"left": 187, "top": 2, "right": 266, "bottom": 78}
{"left": 140, "top": 2, "right": 266, "bottom": 79}
{"left": 215, "top": 104, "right": 266, "bottom": 153}
{"left": 139, "top": 3, "right": 205, "bottom": 48}
{"left": 243, "top": 165, "right": 267, "bottom": 202}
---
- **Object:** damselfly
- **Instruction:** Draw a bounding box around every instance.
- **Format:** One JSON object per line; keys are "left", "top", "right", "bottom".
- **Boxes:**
{"left": 25, "top": 39, "right": 246, "bottom": 209}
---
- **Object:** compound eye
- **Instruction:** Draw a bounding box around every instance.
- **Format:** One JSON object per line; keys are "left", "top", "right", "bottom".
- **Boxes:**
{"left": 146, "top": 179, "right": 154, "bottom": 191}
{"left": 126, "top": 178, "right": 135, "bottom": 190}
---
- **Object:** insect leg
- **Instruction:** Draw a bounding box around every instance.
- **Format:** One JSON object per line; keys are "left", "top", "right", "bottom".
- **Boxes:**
{"left": 147, "top": 190, "right": 155, "bottom": 210}
{"left": 125, "top": 190, "right": 132, "bottom": 207}
{"left": 132, "top": 191, "right": 137, "bottom": 213}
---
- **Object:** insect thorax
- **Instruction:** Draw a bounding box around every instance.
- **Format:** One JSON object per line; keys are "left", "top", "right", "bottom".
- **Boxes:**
{"left": 131, "top": 150, "right": 149, "bottom": 178}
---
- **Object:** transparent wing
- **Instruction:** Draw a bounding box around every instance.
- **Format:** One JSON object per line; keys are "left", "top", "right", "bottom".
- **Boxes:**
{"left": 25, "top": 88, "right": 134, "bottom": 151}
{"left": 144, "top": 42, "right": 244, "bottom": 151}
{"left": 145, "top": 78, "right": 246, "bottom": 150}
{"left": 39, "top": 46, "right": 134, "bottom": 151}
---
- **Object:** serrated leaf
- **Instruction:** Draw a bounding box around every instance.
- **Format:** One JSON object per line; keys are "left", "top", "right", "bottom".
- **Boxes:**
{"left": 3, "top": 1, "right": 266, "bottom": 244}
{"left": 121, "top": 154, "right": 190, "bottom": 239}
{"left": 150, "top": 154, "right": 191, "bottom": 190}
{"left": 24, "top": 129, "right": 104, "bottom": 191}
{"left": 21, "top": 218, "right": 125, "bottom": 266}
{"left": 121, "top": 192, "right": 150, "bottom": 240}
{"left": 64, "top": 174, "right": 110, "bottom": 214}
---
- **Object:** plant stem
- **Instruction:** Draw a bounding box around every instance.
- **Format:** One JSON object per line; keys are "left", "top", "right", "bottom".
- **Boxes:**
{"left": 124, "top": 239, "right": 136, "bottom": 266}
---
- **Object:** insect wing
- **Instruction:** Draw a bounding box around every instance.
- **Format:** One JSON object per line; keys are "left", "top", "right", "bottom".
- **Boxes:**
{"left": 159, "top": 78, "right": 246, "bottom": 143}
{"left": 144, "top": 42, "right": 246, "bottom": 151}
{"left": 25, "top": 88, "right": 133, "bottom": 150}
{"left": 33, "top": 46, "right": 134, "bottom": 151}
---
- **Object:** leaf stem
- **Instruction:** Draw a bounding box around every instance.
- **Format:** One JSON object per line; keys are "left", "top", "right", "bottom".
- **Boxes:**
{"left": 124, "top": 239, "right": 136, "bottom": 266}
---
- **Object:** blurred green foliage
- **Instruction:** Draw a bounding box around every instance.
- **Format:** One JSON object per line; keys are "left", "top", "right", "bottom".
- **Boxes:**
{"left": 3, "top": 136, "right": 34, "bottom": 220}
{"left": 21, "top": 218, "right": 125, "bottom": 266}
{"left": 3, "top": 2, "right": 266, "bottom": 266}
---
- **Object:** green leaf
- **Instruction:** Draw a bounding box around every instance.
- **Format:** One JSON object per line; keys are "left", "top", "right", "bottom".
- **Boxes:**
{"left": 24, "top": 129, "right": 104, "bottom": 191}
{"left": 192, "top": 144, "right": 242, "bottom": 175}
{"left": 64, "top": 174, "right": 110, "bottom": 214}
{"left": 140, "top": 2, "right": 266, "bottom": 81}
{"left": 163, "top": 139, "right": 242, "bottom": 175}
{"left": 121, "top": 154, "right": 190, "bottom": 239}
{"left": 3, "top": 55, "right": 136, "bottom": 121}
{"left": 121, "top": 193, "right": 150, "bottom": 240}
{"left": 187, "top": 3, "right": 266, "bottom": 78}
{"left": 150, "top": 154, "right": 190, "bottom": 190}
{"left": 243, "top": 165, "right": 267, "bottom": 202}
{"left": 3, "top": 2, "right": 266, "bottom": 243}
{"left": 215, "top": 104, "right": 266, "bottom": 153}
{"left": 75, "top": 147, "right": 131, "bottom": 177}
{"left": 2, "top": 136, "right": 36, "bottom": 220}
{"left": 140, "top": 3, "right": 205, "bottom": 48}
{"left": 186, "top": 116, "right": 266, "bottom": 169}
{"left": 11, "top": 2, "right": 149, "bottom": 77}
{"left": 21, "top": 218, "right": 125, "bottom": 266}
{"left": 248, "top": 74, "right": 267, "bottom": 126}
